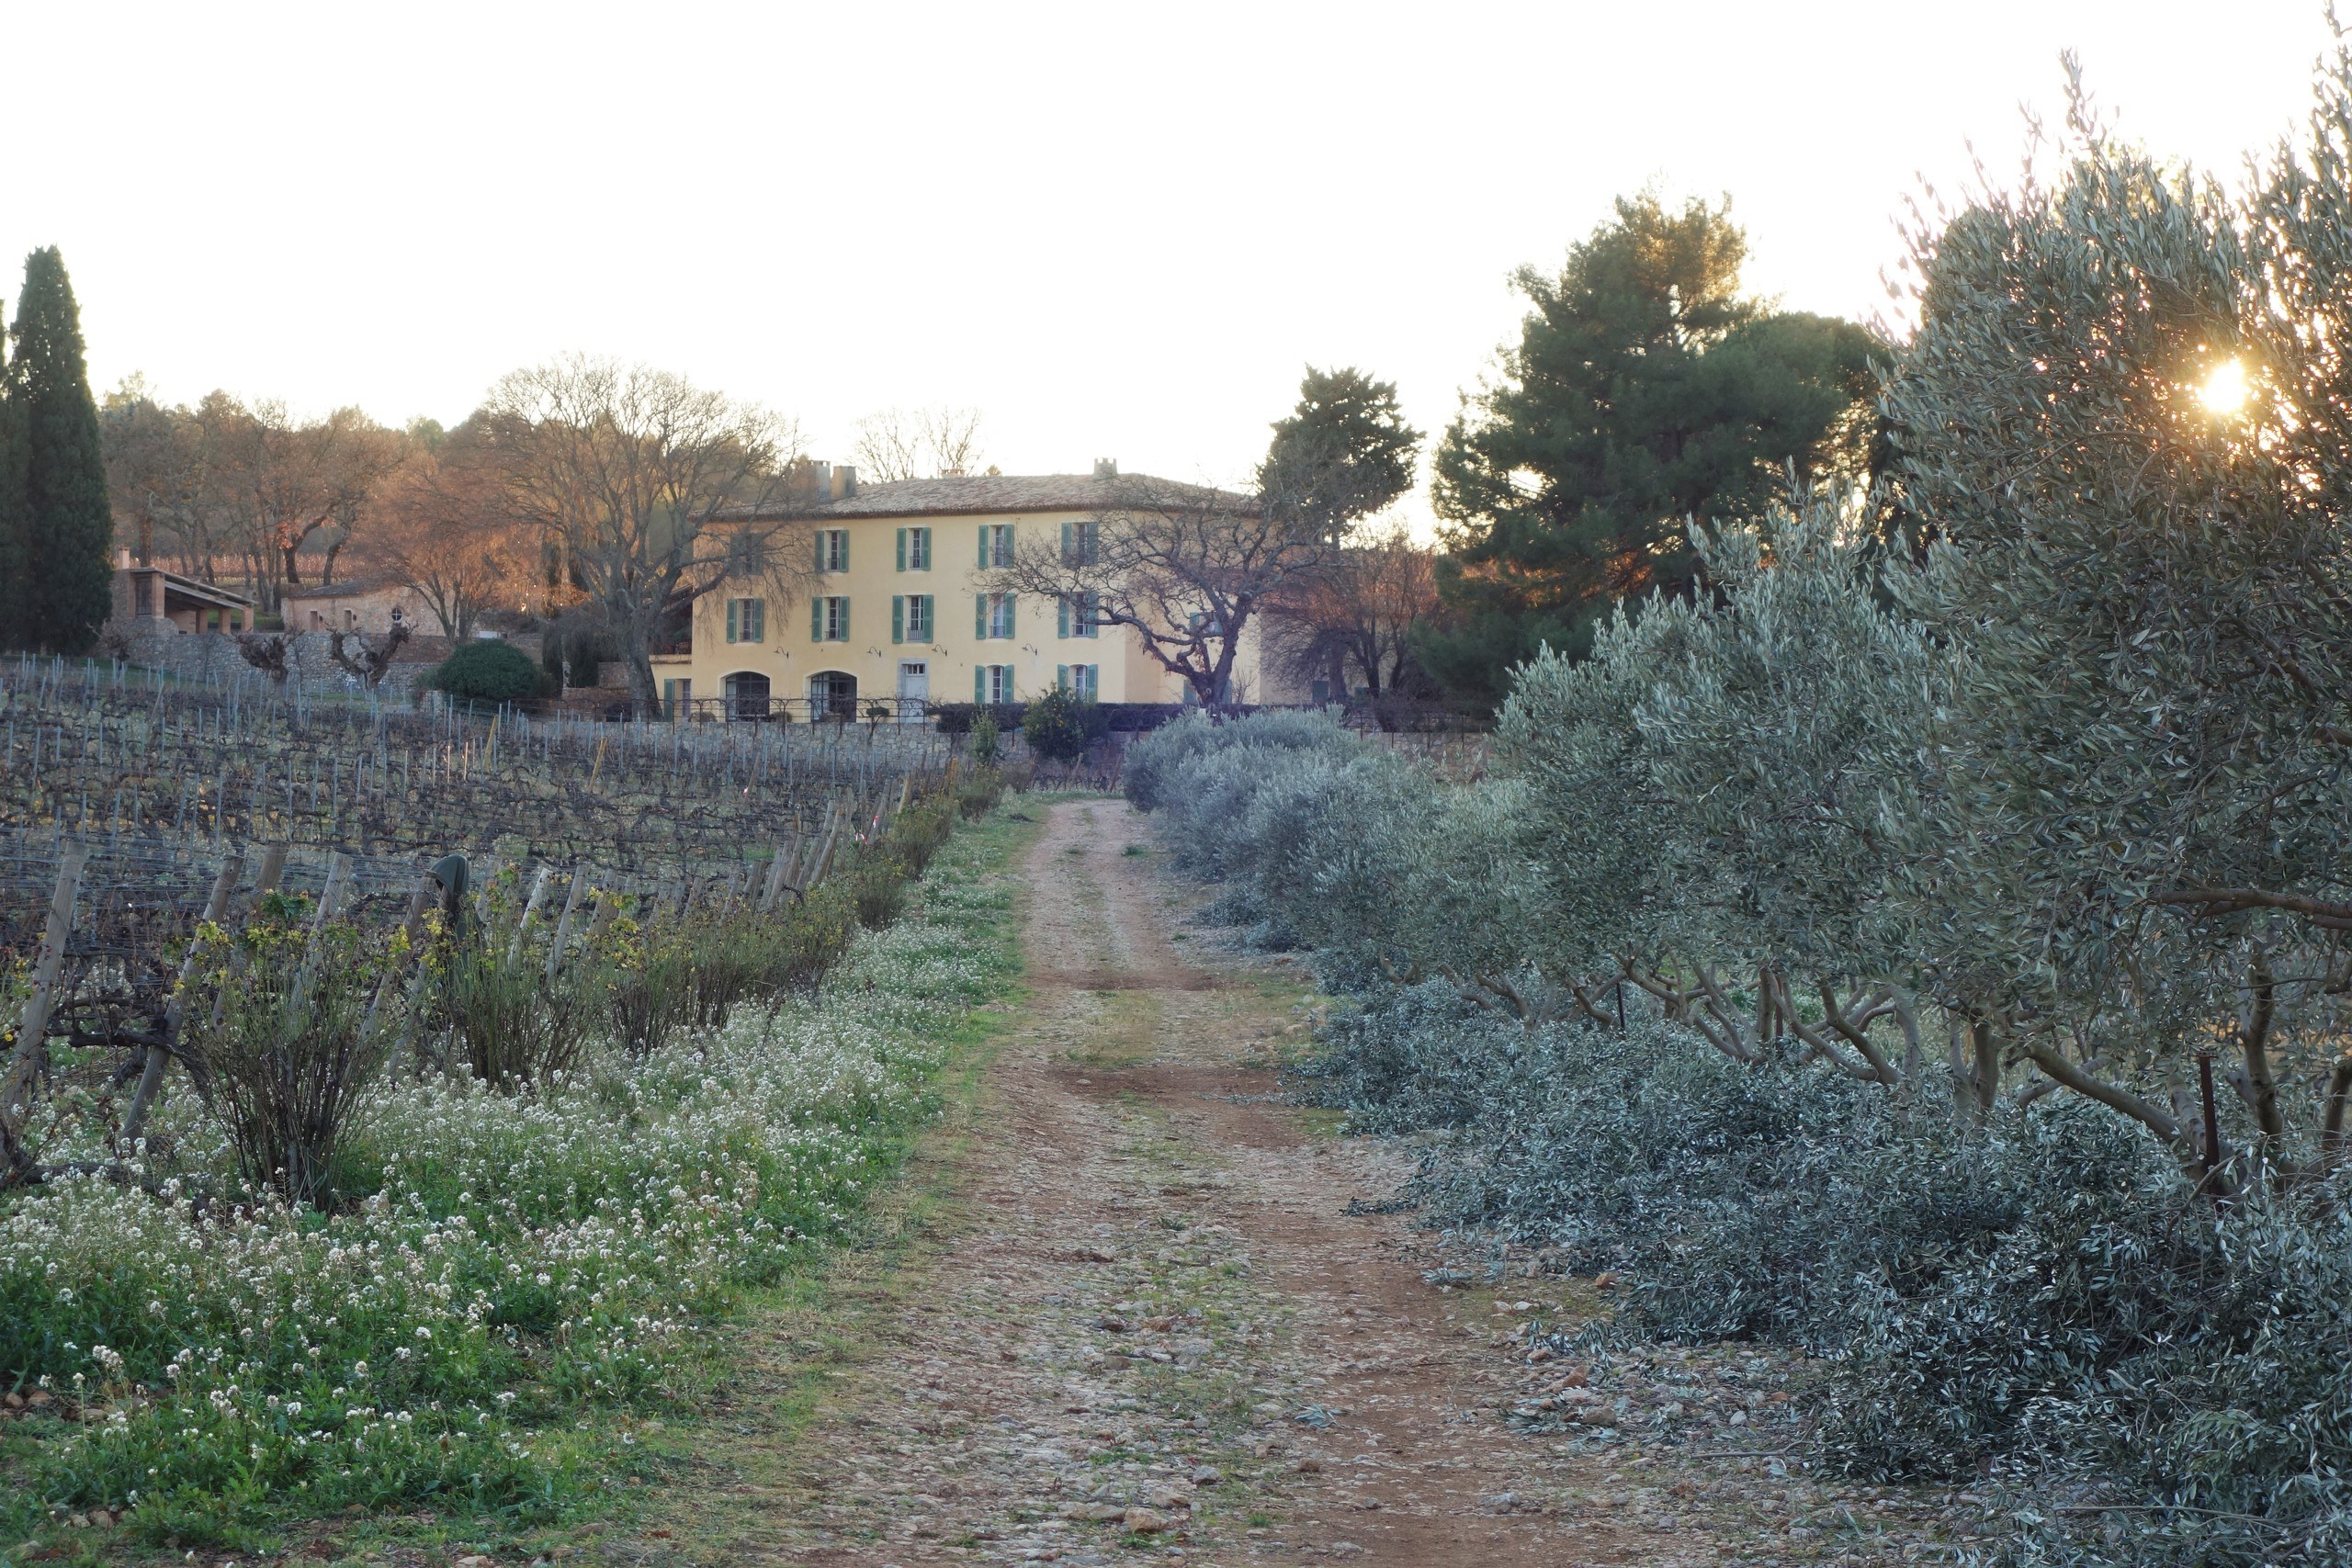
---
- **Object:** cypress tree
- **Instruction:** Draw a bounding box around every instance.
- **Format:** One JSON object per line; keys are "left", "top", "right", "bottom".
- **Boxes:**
{"left": 0, "top": 310, "right": 28, "bottom": 650}
{"left": 11, "top": 248, "right": 112, "bottom": 651}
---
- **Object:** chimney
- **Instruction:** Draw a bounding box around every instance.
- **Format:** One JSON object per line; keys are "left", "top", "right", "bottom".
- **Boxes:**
{"left": 834, "top": 464, "right": 857, "bottom": 499}
{"left": 1093, "top": 457, "right": 1118, "bottom": 479}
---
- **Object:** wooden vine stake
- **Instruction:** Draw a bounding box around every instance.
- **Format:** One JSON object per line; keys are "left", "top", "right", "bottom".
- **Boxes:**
{"left": 544, "top": 865, "right": 589, "bottom": 983}
{"left": 0, "top": 842, "right": 90, "bottom": 1179}
{"left": 122, "top": 847, "right": 245, "bottom": 1145}
{"left": 508, "top": 864, "right": 554, "bottom": 965}
{"left": 362, "top": 874, "right": 439, "bottom": 1046}
{"left": 760, "top": 840, "right": 797, "bottom": 914}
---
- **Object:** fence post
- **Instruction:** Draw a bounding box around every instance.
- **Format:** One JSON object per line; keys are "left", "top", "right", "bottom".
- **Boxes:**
{"left": 0, "top": 841, "right": 90, "bottom": 1177}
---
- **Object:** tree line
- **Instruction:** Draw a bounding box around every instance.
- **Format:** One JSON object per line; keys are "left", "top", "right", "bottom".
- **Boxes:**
{"left": 23, "top": 182, "right": 1899, "bottom": 720}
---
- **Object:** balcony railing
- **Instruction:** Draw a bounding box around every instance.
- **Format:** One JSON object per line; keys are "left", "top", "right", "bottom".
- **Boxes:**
{"left": 667, "top": 694, "right": 935, "bottom": 725}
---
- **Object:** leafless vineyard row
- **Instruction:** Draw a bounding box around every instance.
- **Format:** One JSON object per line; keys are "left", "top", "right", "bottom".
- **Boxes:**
{"left": 0, "top": 654, "right": 962, "bottom": 1187}
{"left": 1, "top": 654, "right": 950, "bottom": 868}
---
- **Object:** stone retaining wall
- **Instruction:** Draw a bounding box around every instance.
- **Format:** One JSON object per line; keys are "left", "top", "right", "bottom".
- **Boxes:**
{"left": 112, "top": 623, "right": 440, "bottom": 699}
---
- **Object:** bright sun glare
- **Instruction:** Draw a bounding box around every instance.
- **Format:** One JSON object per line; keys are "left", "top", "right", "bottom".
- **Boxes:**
{"left": 2197, "top": 357, "right": 2251, "bottom": 417}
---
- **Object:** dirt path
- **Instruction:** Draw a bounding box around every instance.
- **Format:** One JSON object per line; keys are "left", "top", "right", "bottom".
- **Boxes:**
{"left": 632, "top": 799, "right": 1952, "bottom": 1567}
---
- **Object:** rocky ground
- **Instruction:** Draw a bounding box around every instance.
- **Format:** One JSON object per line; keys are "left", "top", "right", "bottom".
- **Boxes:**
{"left": 614, "top": 798, "right": 1985, "bottom": 1566}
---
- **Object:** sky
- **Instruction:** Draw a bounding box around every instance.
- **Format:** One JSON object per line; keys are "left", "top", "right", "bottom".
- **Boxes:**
{"left": 5, "top": 1, "right": 2341, "bottom": 511}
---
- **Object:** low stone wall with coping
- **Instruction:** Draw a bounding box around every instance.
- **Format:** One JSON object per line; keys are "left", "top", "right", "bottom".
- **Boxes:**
{"left": 110, "top": 621, "right": 439, "bottom": 699}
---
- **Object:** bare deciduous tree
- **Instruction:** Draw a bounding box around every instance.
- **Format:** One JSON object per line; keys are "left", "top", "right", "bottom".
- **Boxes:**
{"left": 1262, "top": 523, "right": 1442, "bottom": 711}
{"left": 99, "top": 389, "right": 403, "bottom": 607}
{"left": 985, "top": 475, "right": 1320, "bottom": 708}
{"left": 244, "top": 402, "right": 401, "bottom": 591}
{"left": 328, "top": 624, "right": 411, "bottom": 686}
{"left": 482, "top": 355, "right": 806, "bottom": 715}
{"left": 984, "top": 368, "right": 1419, "bottom": 709}
{"left": 851, "top": 405, "right": 987, "bottom": 481}
{"left": 357, "top": 421, "right": 534, "bottom": 640}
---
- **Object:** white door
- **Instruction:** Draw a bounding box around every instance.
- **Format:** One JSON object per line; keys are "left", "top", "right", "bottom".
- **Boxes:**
{"left": 897, "top": 660, "right": 929, "bottom": 721}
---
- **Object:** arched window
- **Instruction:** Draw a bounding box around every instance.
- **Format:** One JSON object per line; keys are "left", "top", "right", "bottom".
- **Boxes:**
{"left": 808, "top": 670, "right": 856, "bottom": 722}
{"left": 723, "top": 670, "right": 772, "bottom": 721}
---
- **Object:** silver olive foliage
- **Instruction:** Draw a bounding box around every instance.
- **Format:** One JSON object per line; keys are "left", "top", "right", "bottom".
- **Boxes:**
{"left": 1125, "top": 57, "right": 2352, "bottom": 1563}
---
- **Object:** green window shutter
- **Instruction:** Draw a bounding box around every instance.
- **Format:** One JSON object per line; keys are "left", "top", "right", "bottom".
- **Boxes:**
{"left": 811, "top": 596, "right": 821, "bottom": 641}
{"left": 726, "top": 599, "right": 738, "bottom": 644}
{"left": 891, "top": 595, "right": 904, "bottom": 644}
{"left": 815, "top": 532, "right": 826, "bottom": 573}
{"left": 1061, "top": 521, "right": 1072, "bottom": 563}
{"left": 976, "top": 592, "right": 988, "bottom": 638}
{"left": 974, "top": 665, "right": 984, "bottom": 703}
{"left": 896, "top": 528, "right": 906, "bottom": 570}
{"left": 978, "top": 526, "right": 989, "bottom": 568}
{"left": 1005, "top": 593, "right": 1014, "bottom": 637}
{"left": 839, "top": 598, "right": 849, "bottom": 640}
{"left": 752, "top": 599, "right": 764, "bottom": 642}
{"left": 1057, "top": 663, "right": 1069, "bottom": 690}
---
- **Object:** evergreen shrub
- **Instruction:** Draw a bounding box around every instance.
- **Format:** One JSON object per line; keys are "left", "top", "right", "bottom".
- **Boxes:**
{"left": 426, "top": 638, "right": 551, "bottom": 703}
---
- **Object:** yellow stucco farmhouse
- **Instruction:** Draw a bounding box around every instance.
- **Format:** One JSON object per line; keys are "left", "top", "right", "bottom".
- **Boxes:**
{"left": 659, "top": 462, "right": 1278, "bottom": 720}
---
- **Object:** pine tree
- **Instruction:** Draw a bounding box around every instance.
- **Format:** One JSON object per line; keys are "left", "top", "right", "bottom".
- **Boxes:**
{"left": 0, "top": 309, "right": 28, "bottom": 650}
{"left": 1419, "top": 195, "right": 1882, "bottom": 707}
{"left": 11, "top": 248, "right": 113, "bottom": 651}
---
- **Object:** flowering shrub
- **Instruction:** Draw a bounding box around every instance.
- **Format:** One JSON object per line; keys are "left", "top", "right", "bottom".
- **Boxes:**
{"left": 0, "top": 815, "right": 1018, "bottom": 1547}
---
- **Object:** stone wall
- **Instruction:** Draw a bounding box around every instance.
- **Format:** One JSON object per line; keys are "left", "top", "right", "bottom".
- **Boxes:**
{"left": 113, "top": 623, "right": 442, "bottom": 700}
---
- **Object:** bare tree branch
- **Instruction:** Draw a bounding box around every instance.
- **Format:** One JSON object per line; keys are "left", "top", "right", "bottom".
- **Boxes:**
{"left": 481, "top": 356, "right": 805, "bottom": 716}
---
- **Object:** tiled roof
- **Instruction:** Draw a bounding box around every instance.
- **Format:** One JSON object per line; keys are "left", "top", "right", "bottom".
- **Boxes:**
{"left": 718, "top": 472, "right": 1252, "bottom": 522}
{"left": 279, "top": 574, "right": 408, "bottom": 600}
{"left": 119, "top": 564, "right": 254, "bottom": 608}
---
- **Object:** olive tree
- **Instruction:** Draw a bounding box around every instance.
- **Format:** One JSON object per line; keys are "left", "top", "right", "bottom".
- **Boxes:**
{"left": 1878, "top": 77, "right": 2352, "bottom": 1169}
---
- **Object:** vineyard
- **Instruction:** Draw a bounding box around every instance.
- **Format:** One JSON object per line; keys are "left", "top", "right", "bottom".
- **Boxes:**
{"left": 0, "top": 651, "right": 1013, "bottom": 1552}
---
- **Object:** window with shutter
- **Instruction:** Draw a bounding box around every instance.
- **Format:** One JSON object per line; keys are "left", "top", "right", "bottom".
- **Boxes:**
{"left": 909, "top": 595, "right": 933, "bottom": 641}
{"left": 910, "top": 526, "right": 930, "bottom": 570}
